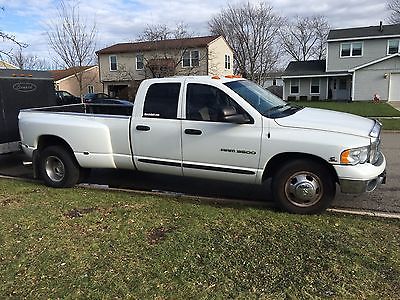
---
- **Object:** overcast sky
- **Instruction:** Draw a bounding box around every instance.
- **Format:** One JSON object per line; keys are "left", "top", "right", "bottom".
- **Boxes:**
{"left": 0, "top": 0, "right": 390, "bottom": 61}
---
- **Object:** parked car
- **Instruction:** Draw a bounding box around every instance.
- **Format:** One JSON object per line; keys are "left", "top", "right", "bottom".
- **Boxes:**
{"left": 18, "top": 76, "right": 386, "bottom": 214}
{"left": 55, "top": 90, "right": 81, "bottom": 105}
{"left": 83, "top": 93, "right": 110, "bottom": 102}
{"left": 85, "top": 98, "right": 133, "bottom": 106}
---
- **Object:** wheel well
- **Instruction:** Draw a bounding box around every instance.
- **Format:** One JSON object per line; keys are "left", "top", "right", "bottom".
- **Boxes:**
{"left": 262, "top": 152, "right": 339, "bottom": 183}
{"left": 37, "top": 135, "right": 74, "bottom": 155}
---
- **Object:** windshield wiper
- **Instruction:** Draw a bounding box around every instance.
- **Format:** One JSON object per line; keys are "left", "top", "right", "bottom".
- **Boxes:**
{"left": 265, "top": 103, "right": 291, "bottom": 115}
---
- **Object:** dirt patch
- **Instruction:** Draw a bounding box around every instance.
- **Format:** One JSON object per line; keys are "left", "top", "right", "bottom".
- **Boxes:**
{"left": 0, "top": 196, "right": 20, "bottom": 206}
{"left": 147, "top": 226, "right": 177, "bottom": 245}
{"left": 64, "top": 207, "right": 96, "bottom": 219}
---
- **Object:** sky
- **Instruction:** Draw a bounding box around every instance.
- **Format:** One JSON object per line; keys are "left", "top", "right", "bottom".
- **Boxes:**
{"left": 0, "top": 0, "right": 390, "bottom": 62}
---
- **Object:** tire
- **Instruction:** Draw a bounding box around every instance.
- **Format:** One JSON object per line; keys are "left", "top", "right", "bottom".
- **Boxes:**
{"left": 39, "top": 146, "right": 80, "bottom": 188}
{"left": 272, "top": 159, "right": 335, "bottom": 214}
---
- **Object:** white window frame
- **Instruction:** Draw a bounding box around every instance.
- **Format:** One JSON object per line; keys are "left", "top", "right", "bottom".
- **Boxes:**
{"left": 182, "top": 50, "right": 200, "bottom": 68}
{"left": 87, "top": 85, "right": 94, "bottom": 94}
{"left": 340, "top": 42, "right": 363, "bottom": 58}
{"left": 310, "top": 78, "right": 320, "bottom": 95}
{"left": 387, "top": 39, "right": 400, "bottom": 55}
{"left": 136, "top": 53, "right": 144, "bottom": 70}
{"left": 224, "top": 54, "right": 231, "bottom": 70}
{"left": 109, "top": 55, "right": 118, "bottom": 71}
{"left": 290, "top": 79, "right": 300, "bottom": 95}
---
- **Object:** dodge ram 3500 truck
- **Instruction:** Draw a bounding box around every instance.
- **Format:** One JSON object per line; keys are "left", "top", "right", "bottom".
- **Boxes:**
{"left": 18, "top": 76, "right": 386, "bottom": 214}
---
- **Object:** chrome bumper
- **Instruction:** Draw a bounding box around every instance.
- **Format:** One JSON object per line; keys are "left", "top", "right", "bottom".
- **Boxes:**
{"left": 339, "top": 170, "right": 386, "bottom": 194}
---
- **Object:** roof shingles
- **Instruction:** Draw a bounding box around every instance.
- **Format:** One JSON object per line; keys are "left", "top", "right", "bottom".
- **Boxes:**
{"left": 96, "top": 35, "right": 220, "bottom": 55}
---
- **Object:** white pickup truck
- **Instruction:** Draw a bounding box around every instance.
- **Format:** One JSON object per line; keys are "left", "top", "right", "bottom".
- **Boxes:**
{"left": 18, "top": 76, "right": 386, "bottom": 214}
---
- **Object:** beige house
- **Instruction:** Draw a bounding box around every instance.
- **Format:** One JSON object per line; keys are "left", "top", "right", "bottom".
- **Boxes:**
{"left": 96, "top": 35, "right": 234, "bottom": 100}
{"left": 50, "top": 66, "right": 103, "bottom": 97}
{"left": 0, "top": 61, "right": 18, "bottom": 69}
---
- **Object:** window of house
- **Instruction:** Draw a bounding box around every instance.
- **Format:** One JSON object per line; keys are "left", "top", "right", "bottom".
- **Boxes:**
{"left": 340, "top": 42, "right": 363, "bottom": 57}
{"left": 310, "top": 78, "right": 320, "bottom": 94}
{"left": 109, "top": 55, "right": 118, "bottom": 71}
{"left": 182, "top": 50, "right": 200, "bottom": 67}
{"left": 186, "top": 83, "right": 247, "bottom": 122}
{"left": 352, "top": 42, "right": 363, "bottom": 56}
{"left": 388, "top": 39, "right": 400, "bottom": 54}
{"left": 136, "top": 54, "right": 144, "bottom": 70}
{"left": 88, "top": 85, "right": 94, "bottom": 93}
{"left": 225, "top": 54, "right": 231, "bottom": 69}
{"left": 143, "top": 83, "right": 181, "bottom": 119}
{"left": 290, "top": 79, "right": 300, "bottom": 94}
{"left": 272, "top": 79, "right": 277, "bottom": 86}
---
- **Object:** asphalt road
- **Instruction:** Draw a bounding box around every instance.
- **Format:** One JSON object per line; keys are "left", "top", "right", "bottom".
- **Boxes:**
{"left": 0, "top": 132, "right": 399, "bottom": 213}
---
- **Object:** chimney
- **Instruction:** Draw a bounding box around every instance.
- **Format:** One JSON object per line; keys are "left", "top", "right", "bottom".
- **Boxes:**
{"left": 379, "top": 21, "right": 383, "bottom": 32}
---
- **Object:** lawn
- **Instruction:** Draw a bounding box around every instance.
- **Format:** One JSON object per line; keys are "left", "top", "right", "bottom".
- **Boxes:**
{"left": 0, "top": 178, "right": 399, "bottom": 299}
{"left": 290, "top": 101, "right": 400, "bottom": 117}
{"left": 290, "top": 101, "right": 400, "bottom": 130}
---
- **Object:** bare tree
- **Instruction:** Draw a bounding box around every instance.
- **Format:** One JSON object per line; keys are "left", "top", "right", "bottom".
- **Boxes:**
{"left": 209, "top": 1, "right": 282, "bottom": 85}
{"left": 0, "top": 7, "right": 27, "bottom": 62}
{"left": 136, "top": 23, "right": 203, "bottom": 78}
{"left": 8, "top": 49, "right": 51, "bottom": 70}
{"left": 280, "top": 16, "right": 330, "bottom": 61}
{"left": 138, "top": 22, "right": 192, "bottom": 41}
{"left": 47, "top": 0, "right": 96, "bottom": 97}
{"left": 387, "top": 0, "right": 400, "bottom": 24}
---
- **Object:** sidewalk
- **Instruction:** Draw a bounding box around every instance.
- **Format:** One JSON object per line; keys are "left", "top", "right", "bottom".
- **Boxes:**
{"left": 389, "top": 101, "right": 400, "bottom": 111}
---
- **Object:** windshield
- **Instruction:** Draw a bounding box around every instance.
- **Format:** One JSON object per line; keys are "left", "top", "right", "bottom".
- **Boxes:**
{"left": 224, "top": 80, "right": 293, "bottom": 117}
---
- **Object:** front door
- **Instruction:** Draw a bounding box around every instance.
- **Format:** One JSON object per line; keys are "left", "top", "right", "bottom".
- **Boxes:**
{"left": 131, "top": 81, "right": 183, "bottom": 176}
{"left": 181, "top": 83, "right": 262, "bottom": 184}
{"left": 389, "top": 74, "right": 400, "bottom": 101}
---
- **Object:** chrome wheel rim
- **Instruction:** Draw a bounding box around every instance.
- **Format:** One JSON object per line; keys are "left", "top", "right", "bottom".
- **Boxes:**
{"left": 45, "top": 156, "right": 65, "bottom": 182}
{"left": 284, "top": 171, "right": 323, "bottom": 207}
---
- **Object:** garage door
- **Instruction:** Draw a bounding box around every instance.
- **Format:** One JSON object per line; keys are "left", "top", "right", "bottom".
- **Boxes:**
{"left": 389, "top": 74, "right": 400, "bottom": 101}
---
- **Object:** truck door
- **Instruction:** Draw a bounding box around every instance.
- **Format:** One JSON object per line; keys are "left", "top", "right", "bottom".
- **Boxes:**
{"left": 181, "top": 82, "right": 262, "bottom": 183}
{"left": 131, "top": 81, "right": 183, "bottom": 176}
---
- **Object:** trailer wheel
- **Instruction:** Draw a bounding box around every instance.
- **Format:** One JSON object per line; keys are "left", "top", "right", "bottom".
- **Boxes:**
{"left": 272, "top": 159, "right": 335, "bottom": 214}
{"left": 39, "top": 146, "right": 80, "bottom": 188}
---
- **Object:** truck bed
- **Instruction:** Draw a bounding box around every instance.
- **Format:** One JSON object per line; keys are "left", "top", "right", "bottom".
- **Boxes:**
{"left": 19, "top": 103, "right": 135, "bottom": 170}
{"left": 33, "top": 103, "right": 133, "bottom": 116}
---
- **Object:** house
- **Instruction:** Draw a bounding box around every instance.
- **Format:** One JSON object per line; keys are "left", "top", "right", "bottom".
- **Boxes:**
{"left": 96, "top": 35, "right": 234, "bottom": 100}
{"left": 282, "top": 22, "right": 400, "bottom": 101}
{"left": 0, "top": 61, "right": 18, "bottom": 69}
{"left": 263, "top": 71, "right": 283, "bottom": 88}
{"left": 50, "top": 66, "right": 102, "bottom": 97}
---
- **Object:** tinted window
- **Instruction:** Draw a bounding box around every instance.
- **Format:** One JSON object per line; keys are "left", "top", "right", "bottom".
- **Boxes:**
{"left": 186, "top": 83, "right": 246, "bottom": 122}
{"left": 143, "top": 83, "right": 181, "bottom": 119}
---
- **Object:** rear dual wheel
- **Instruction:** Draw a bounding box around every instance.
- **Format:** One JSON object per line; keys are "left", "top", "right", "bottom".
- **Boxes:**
{"left": 39, "top": 146, "right": 80, "bottom": 188}
{"left": 272, "top": 160, "right": 335, "bottom": 214}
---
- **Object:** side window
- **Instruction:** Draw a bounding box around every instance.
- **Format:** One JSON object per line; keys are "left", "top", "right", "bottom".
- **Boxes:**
{"left": 186, "top": 83, "right": 246, "bottom": 122}
{"left": 143, "top": 83, "right": 181, "bottom": 119}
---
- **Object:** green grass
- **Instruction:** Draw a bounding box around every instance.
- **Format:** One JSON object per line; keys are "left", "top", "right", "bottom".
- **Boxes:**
{"left": 291, "top": 101, "right": 400, "bottom": 117}
{"left": 1, "top": 178, "right": 399, "bottom": 299}
{"left": 378, "top": 118, "right": 400, "bottom": 130}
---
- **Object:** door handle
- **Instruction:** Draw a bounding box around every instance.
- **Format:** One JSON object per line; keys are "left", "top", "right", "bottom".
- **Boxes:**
{"left": 136, "top": 125, "right": 150, "bottom": 131}
{"left": 184, "top": 129, "right": 202, "bottom": 135}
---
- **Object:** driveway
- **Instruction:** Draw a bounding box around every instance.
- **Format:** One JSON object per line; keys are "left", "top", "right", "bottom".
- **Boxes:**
{"left": 1, "top": 132, "right": 399, "bottom": 213}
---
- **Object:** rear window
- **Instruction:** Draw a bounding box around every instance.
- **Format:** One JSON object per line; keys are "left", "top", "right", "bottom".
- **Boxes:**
{"left": 143, "top": 83, "right": 181, "bottom": 119}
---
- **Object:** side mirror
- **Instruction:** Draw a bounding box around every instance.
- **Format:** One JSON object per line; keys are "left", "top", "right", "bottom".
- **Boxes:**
{"left": 221, "top": 106, "right": 251, "bottom": 124}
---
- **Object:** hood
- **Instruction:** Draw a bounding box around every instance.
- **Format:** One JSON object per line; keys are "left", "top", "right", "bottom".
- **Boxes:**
{"left": 274, "top": 107, "right": 375, "bottom": 137}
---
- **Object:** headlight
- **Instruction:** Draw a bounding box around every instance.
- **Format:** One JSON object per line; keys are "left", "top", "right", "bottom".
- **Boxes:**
{"left": 341, "top": 146, "right": 370, "bottom": 165}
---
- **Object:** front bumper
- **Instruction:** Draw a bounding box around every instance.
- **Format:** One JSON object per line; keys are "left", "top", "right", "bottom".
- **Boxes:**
{"left": 335, "top": 153, "right": 387, "bottom": 194}
{"left": 339, "top": 170, "right": 386, "bottom": 194}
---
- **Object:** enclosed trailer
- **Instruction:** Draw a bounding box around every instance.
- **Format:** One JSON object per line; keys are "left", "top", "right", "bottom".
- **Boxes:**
{"left": 0, "top": 70, "right": 57, "bottom": 154}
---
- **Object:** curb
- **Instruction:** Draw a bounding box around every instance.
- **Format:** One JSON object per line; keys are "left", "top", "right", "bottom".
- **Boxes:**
{"left": 1, "top": 174, "right": 399, "bottom": 219}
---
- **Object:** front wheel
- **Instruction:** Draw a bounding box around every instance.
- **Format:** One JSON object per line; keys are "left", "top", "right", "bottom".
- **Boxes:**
{"left": 39, "top": 146, "right": 80, "bottom": 188}
{"left": 272, "top": 160, "right": 336, "bottom": 214}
